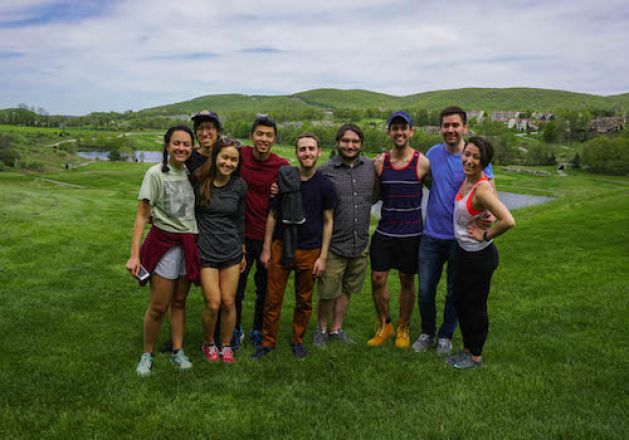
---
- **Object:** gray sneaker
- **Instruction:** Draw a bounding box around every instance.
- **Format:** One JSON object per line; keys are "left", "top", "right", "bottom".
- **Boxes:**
{"left": 412, "top": 333, "right": 435, "bottom": 352}
{"left": 447, "top": 349, "right": 468, "bottom": 366}
{"left": 136, "top": 352, "right": 153, "bottom": 377}
{"left": 329, "top": 329, "right": 355, "bottom": 345}
{"left": 436, "top": 337, "right": 453, "bottom": 355}
{"left": 171, "top": 349, "right": 192, "bottom": 370}
{"left": 313, "top": 328, "right": 327, "bottom": 348}
{"left": 451, "top": 353, "right": 483, "bottom": 369}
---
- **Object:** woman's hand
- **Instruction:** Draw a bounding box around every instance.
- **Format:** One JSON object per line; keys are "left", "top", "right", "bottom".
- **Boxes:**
{"left": 240, "top": 255, "right": 247, "bottom": 273}
{"left": 126, "top": 255, "right": 141, "bottom": 277}
{"left": 467, "top": 223, "right": 485, "bottom": 242}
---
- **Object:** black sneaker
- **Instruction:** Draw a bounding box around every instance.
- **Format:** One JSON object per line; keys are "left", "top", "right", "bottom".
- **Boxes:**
{"left": 312, "top": 328, "right": 327, "bottom": 348}
{"left": 291, "top": 343, "right": 307, "bottom": 359}
{"left": 251, "top": 346, "right": 274, "bottom": 360}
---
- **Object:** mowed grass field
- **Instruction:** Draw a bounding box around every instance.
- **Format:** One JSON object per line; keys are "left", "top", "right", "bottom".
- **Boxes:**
{"left": 0, "top": 161, "right": 627, "bottom": 439}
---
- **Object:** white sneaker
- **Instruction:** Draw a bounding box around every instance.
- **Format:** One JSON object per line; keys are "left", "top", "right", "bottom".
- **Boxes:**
{"left": 136, "top": 352, "right": 153, "bottom": 377}
{"left": 171, "top": 349, "right": 192, "bottom": 370}
{"left": 412, "top": 333, "right": 434, "bottom": 352}
{"left": 436, "top": 337, "right": 453, "bottom": 355}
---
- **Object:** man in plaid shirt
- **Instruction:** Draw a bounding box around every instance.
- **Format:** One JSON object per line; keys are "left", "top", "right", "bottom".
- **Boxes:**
{"left": 314, "top": 124, "right": 376, "bottom": 346}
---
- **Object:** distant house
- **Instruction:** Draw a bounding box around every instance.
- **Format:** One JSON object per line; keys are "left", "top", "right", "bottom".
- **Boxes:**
{"left": 491, "top": 111, "right": 521, "bottom": 123}
{"left": 531, "top": 112, "right": 555, "bottom": 121}
{"left": 589, "top": 116, "right": 625, "bottom": 133}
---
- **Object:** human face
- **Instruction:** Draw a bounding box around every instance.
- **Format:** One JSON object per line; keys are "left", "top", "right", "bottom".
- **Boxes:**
{"left": 461, "top": 143, "right": 483, "bottom": 177}
{"left": 388, "top": 122, "right": 414, "bottom": 149}
{"left": 337, "top": 129, "right": 362, "bottom": 162}
{"left": 216, "top": 145, "right": 240, "bottom": 177}
{"left": 167, "top": 130, "right": 193, "bottom": 167}
{"left": 295, "top": 137, "right": 321, "bottom": 170}
{"left": 440, "top": 114, "right": 467, "bottom": 148}
{"left": 195, "top": 121, "right": 219, "bottom": 149}
{"left": 251, "top": 124, "right": 276, "bottom": 158}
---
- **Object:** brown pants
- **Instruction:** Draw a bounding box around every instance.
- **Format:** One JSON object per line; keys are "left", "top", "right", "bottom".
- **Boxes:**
{"left": 262, "top": 240, "right": 320, "bottom": 347}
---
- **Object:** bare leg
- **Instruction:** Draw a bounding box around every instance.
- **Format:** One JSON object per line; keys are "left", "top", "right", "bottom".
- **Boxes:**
{"left": 317, "top": 298, "right": 335, "bottom": 332}
{"left": 370, "top": 270, "right": 390, "bottom": 323}
{"left": 219, "top": 264, "right": 241, "bottom": 347}
{"left": 331, "top": 292, "right": 350, "bottom": 331}
{"left": 398, "top": 272, "right": 416, "bottom": 324}
{"left": 200, "top": 268, "right": 221, "bottom": 345}
{"left": 169, "top": 276, "right": 190, "bottom": 351}
{"left": 142, "top": 274, "right": 176, "bottom": 353}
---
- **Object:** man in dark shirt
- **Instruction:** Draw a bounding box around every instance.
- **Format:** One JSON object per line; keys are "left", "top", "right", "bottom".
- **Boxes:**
{"left": 253, "top": 133, "right": 337, "bottom": 360}
{"left": 234, "top": 115, "right": 289, "bottom": 350}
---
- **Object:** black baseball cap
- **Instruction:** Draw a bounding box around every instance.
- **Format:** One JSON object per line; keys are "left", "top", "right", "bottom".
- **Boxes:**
{"left": 191, "top": 110, "right": 221, "bottom": 130}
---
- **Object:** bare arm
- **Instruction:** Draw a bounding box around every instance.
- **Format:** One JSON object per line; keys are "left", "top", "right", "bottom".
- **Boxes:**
{"left": 468, "top": 183, "right": 515, "bottom": 241}
{"left": 259, "top": 209, "right": 277, "bottom": 269}
{"left": 372, "top": 154, "right": 384, "bottom": 202}
{"left": 416, "top": 153, "right": 430, "bottom": 180}
{"left": 126, "top": 200, "right": 151, "bottom": 277}
{"left": 312, "top": 209, "right": 334, "bottom": 277}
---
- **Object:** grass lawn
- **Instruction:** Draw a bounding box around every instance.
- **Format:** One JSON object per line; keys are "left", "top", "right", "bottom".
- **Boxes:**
{"left": 0, "top": 162, "right": 627, "bottom": 439}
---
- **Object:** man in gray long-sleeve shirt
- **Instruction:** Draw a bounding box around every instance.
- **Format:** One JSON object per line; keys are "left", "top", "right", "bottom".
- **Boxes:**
{"left": 315, "top": 124, "right": 376, "bottom": 346}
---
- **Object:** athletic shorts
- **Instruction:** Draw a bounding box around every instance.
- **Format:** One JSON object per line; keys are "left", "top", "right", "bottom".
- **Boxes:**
{"left": 369, "top": 232, "right": 420, "bottom": 275}
{"left": 201, "top": 254, "right": 243, "bottom": 270}
{"left": 154, "top": 245, "right": 187, "bottom": 280}
{"left": 317, "top": 248, "right": 369, "bottom": 300}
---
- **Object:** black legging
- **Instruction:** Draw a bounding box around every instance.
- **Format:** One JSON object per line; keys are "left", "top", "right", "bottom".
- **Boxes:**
{"left": 453, "top": 243, "right": 499, "bottom": 356}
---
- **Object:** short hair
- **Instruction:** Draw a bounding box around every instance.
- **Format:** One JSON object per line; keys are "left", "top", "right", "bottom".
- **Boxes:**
{"left": 439, "top": 106, "right": 467, "bottom": 126}
{"left": 251, "top": 114, "right": 277, "bottom": 135}
{"left": 465, "top": 136, "right": 494, "bottom": 168}
{"left": 336, "top": 123, "right": 364, "bottom": 143}
{"left": 295, "top": 132, "right": 320, "bottom": 149}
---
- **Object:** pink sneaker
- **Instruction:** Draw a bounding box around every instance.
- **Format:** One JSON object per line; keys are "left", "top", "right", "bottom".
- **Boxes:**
{"left": 201, "top": 344, "right": 219, "bottom": 363}
{"left": 221, "top": 346, "right": 235, "bottom": 364}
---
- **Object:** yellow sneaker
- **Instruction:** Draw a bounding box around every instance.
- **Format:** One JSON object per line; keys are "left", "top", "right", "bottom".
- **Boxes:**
{"left": 395, "top": 323, "right": 410, "bottom": 349}
{"left": 367, "top": 322, "right": 394, "bottom": 346}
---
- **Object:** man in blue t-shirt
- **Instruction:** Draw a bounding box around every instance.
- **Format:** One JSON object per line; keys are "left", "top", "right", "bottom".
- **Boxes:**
{"left": 413, "top": 106, "right": 494, "bottom": 355}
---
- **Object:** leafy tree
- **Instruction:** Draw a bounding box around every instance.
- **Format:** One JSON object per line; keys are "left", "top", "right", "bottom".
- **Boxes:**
{"left": 543, "top": 121, "right": 559, "bottom": 143}
{"left": 582, "top": 137, "right": 629, "bottom": 175}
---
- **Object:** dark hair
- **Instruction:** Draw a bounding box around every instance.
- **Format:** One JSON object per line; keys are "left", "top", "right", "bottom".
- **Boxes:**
{"left": 192, "top": 113, "right": 221, "bottom": 133}
{"left": 295, "top": 132, "right": 320, "bottom": 149}
{"left": 465, "top": 136, "right": 494, "bottom": 168}
{"left": 335, "top": 123, "right": 364, "bottom": 143}
{"left": 195, "top": 136, "right": 242, "bottom": 207}
{"left": 161, "top": 125, "right": 194, "bottom": 173}
{"left": 250, "top": 113, "right": 277, "bottom": 135}
{"left": 439, "top": 106, "right": 467, "bottom": 126}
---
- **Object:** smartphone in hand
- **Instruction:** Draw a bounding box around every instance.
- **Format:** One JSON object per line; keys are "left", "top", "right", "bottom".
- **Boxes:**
{"left": 136, "top": 265, "right": 150, "bottom": 281}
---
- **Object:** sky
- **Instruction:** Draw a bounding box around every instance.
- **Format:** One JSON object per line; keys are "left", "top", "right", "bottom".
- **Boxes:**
{"left": 1, "top": 0, "right": 627, "bottom": 115}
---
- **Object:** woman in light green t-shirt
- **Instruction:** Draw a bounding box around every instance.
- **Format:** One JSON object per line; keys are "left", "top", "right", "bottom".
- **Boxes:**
{"left": 126, "top": 125, "right": 197, "bottom": 377}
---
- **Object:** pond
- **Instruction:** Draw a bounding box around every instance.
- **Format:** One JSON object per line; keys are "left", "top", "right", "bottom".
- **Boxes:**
{"left": 371, "top": 188, "right": 553, "bottom": 219}
{"left": 77, "top": 150, "right": 163, "bottom": 162}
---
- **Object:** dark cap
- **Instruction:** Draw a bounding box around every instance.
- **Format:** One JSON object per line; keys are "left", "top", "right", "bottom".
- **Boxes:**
{"left": 387, "top": 111, "right": 413, "bottom": 129}
{"left": 191, "top": 110, "right": 221, "bottom": 130}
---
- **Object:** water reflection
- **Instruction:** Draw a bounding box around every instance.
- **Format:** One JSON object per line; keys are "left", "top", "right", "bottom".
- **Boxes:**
{"left": 77, "top": 150, "right": 163, "bottom": 162}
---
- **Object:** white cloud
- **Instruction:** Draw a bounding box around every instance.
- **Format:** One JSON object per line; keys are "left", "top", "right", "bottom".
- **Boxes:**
{"left": 0, "top": 0, "right": 627, "bottom": 114}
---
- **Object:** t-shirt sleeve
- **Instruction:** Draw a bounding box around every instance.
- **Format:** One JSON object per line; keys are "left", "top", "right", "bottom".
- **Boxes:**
{"left": 484, "top": 163, "right": 495, "bottom": 179}
{"left": 321, "top": 176, "right": 338, "bottom": 211}
{"left": 138, "top": 167, "right": 161, "bottom": 205}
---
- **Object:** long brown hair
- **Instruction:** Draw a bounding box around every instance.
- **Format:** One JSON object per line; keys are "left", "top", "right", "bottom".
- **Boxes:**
{"left": 195, "top": 136, "right": 242, "bottom": 207}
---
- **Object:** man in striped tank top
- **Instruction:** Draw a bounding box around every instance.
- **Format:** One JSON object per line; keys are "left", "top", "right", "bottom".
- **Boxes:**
{"left": 368, "top": 111, "right": 430, "bottom": 349}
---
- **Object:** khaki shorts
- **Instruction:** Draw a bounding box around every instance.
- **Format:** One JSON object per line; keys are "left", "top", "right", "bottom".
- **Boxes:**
{"left": 317, "top": 248, "right": 369, "bottom": 300}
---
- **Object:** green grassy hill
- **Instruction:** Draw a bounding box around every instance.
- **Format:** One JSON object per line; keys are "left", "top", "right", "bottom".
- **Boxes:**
{"left": 136, "top": 87, "right": 629, "bottom": 117}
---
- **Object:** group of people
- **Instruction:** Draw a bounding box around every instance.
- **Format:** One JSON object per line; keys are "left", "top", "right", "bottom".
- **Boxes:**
{"left": 126, "top": 105, "right": 515, "bottom": 376}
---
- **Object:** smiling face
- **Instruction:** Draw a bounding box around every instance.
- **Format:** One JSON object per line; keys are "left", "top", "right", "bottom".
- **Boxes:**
{"left": 387, "top": 120, "right": 414, "bottom": 150}
{"left": 461, "top": 142, "right": 483, "bottom": 177}
{"left": 251, "top": 124, "right": 276, "bottom": 159}
{"left": 337, "top": 129, "right": 362, "bottom": 162}
{"left": 195, "top": 121, "right": 219, "bottom": 150}
{"left": 440, "top": 114, "right": 467, "bottom": 149}
{"left": 296, "top": 136, "right": 321, "bottom": 170}
{"left": 215, "top": 145, "right": 240, "bottom": 178}
{"left": 167, "top": 130, "right": 193, "bottom": 167}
